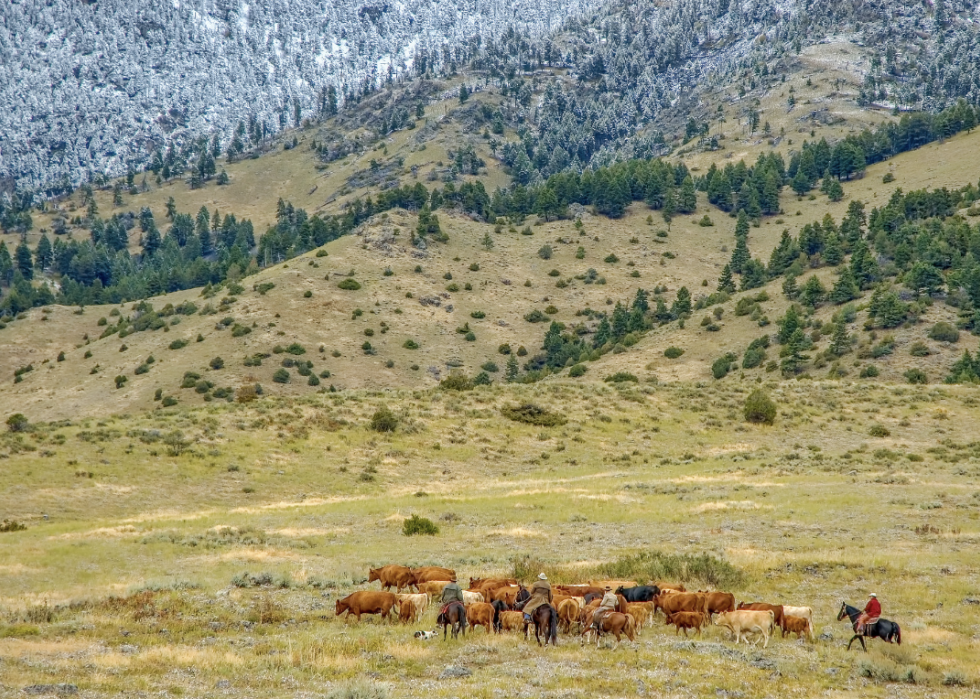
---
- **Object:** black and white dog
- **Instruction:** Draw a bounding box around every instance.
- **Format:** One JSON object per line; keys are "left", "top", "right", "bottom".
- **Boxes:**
{"left": 414, "top": 630, "right": 437, "bottom": 640}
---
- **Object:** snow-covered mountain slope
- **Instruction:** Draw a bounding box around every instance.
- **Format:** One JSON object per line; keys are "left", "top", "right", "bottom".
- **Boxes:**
{"left": 0, "top": 0, "right": 601, "bottom": 189}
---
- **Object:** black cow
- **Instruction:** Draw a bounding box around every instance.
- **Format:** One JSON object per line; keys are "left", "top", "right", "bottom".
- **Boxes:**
{"left": 615, "top": 585, "right": 660, "bottom": 602}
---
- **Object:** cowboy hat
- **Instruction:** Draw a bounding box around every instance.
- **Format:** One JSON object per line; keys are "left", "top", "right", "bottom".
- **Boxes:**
{"left": 604, "top": 585, "right": 612, "bottom": 591}
{"left": 538, "top": 573, "right": 547, "bottom": 580}
{"left": 869, "top": 593, "right": 876, "bottom": 597}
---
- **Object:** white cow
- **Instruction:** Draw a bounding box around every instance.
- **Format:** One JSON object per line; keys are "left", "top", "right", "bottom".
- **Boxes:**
{"left": 714, "top": 610, "right": 776, "bottom": 648}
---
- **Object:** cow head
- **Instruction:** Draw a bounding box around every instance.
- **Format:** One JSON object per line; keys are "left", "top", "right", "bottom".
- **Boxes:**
{"left": 335, "top": 599, "right": 349, "bottom": 616}
{"left": 368, "top": 568, "right": 380, "bottom": 582}
{"left": 614, "top": 586, "right": 626, "bottom": 595}
{"left": 713, "top": 612, "right": 732, "bottom": 627}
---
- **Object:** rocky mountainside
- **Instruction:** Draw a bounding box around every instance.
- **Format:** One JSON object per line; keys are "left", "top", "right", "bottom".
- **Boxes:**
{"left": 0, "top": 0, "right": 601, "bottom": 190}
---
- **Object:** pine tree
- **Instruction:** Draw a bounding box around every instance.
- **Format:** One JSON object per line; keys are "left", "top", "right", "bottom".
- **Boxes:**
{"left": 730, "top": 236, "right": 750, "bottom": 274}
{"left": 678, "top": 175, "right": 697, "bottom": 214}
{"left": 734, "top": 209, "right": 750, "bottom": 238}
{"left": 142, "top": 226, "right": 161, "bottom": 257}
{"left": 0, "top": 242, "right": 12, "bottom": 285}
{"left": 593, "top": 316, "right": 611, "bottom": 348}
{"left": 799, "top": 275, "right": 826, "bottom": 307}
{"left": 34, "top": 234, "right": 53, "bottom": 271}
{"left": 165, "top": 197, "right": 177, "bottom": 220}
{"left": 482, "top": 232, "right": 494, "bottom": 251}
{"left": 670, "top": 286, "right": 692, "bottom": 319}
{"left": 829, "top": 268, "right": 859, "bottom": 304}
{"left": 780, "top": 328, "right": 809, "bottom": 375}
{"left": 662, "top": 187, "right": 677, "bottom": 228}
{"left": 777, "top": 305, "right": 802, "bottom": 344}
{"left": 611, "top": 302, "right": 629, "bottom": 339}
{"left": 15, "top": 239, "right": 33, "bottom": 280}
{"left": 631, "top": 288, "right": 649, "bottom": 314}
{"left": 459, "top": 84, "right": 470, "bottom": 104}
{"left": 654, "top": 298, "right": 671, "bottom": 324}
{"left": 782, "top": 273, "right": 799, "bottom": 300}
{"left": 739, "top": 259, "right": 767, "bottom": 290}
{"left": 829, "top": 322, "right": 851, "bottom": 356}
{"left": 717, "top": 264, "right": 736, "bottom": 293}
{"left": 505, "top": 354, "right": 519, "bottom": 382}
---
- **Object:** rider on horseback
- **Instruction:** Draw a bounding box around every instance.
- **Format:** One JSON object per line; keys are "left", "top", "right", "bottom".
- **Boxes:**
{"left": 522, "top": 573, "right": 553, "bottom": 622}
{"left": 591, "top": 586, "right": 618, "bottom": 631}
{"left": 856, "top": 593, "right": 880, "bottom": 634}
{"left": 440, "top": 574, "right": 466, "bottom": 630}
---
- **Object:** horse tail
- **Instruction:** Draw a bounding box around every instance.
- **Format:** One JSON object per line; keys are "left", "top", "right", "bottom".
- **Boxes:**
{"left": 895, "top": 624, "right": 901, "bottom": 645}
{"left": 549, "top": 606, "right": 558, "bottom": 643}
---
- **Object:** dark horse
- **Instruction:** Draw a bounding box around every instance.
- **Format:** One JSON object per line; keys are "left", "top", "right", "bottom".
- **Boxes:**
{"left": 525, "top": 604, "right": 559, "bottom": 646}
{"left": 837, "top": 602, "right": 901, "bottom": 651}
{"left": 437, "top": 601, "right": 467, "bottom": 640}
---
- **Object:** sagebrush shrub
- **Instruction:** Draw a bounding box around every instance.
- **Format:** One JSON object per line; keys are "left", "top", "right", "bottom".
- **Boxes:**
{"left": 403, "top": 515, "right": 439, "bottom": 536}
{"left": 743, "top": 389, "right": 776, "bottom": 424}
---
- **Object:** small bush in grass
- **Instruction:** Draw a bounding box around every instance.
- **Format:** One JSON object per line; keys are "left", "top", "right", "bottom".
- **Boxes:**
{"left": 57, "top": 352, "right": 65, "bottom": 362}
{"left": 928, "top": 322, "right": 959, "bottom": 343}
{"left": 743, "top": 389, "right": 776, "bottom": 425}
{"left": 501, "top": 403, "right": 566, "bottom": 426}
{"left": 273, "top": 368, "right": 290, "bottom": 384}
{"left": 362, "top": 341, "right": 374, "bottom": 354}
{"left": 712, "top": 353, "right": 736, "bottom": 379}
{"left": 481, "top": 361, "right": 499, "bottom": 373}
{"left": 664, "top": 346, "right": 684, "bottom": 359}
{"left": 469, "top": 262, "right": 480, "bottom": 271}
{"left": 403, "top": 339, "right": 419, "bottom": 350}
{"left": 904, "top": 368, "right": 927, "bottom": 384}
{"left": 169, "top": 339, "right": 188, "bottom": 350}
{"left": 210, "top": 356, "right": 225, "bottom": 370}
{"left": 236, "top": 385, "right": 258, "bottom": 403}
{"left": 909, "top": 341, "right": 930, "bottom": 357}
{"left": 303, "top": 290, "right": 313, "bottom": 298}
{"left": 231, "top": 324, "right": 251, "bottom": 337}
{"left": 860, "top": 365, "right": 880, "bottom": 378}
{"left": 538, "top": 245, "right": 553, "bottom": 260}
{"left": 338, "top": 278, "right": 361, "bottom": 290}
{"left": 440, "top": 371, "right": 473, "bottom": 391}
{"left": 869, "top": 424, "right": 890, "bottom": 437}
{"left": 569, "top": 364, "right": 587, "bottom": 377}
{"left": 162, "top": 396, "right": 178, "bottom": 407}
{"left": 6, "top": 414, "right": 30, "bottom": 433}
{"left": 524, "top": 309, "right": 549, "bottom": 323}
{"left": 286, "top": 343, "right": 306, "bottom": 355}
{"left": 604, "top": 253, "right": 619, "bottom": 263}
{"left": 181, "top": 372, "right": 201, "bottom": 388}
{"left": 498, "top": 343, "right": 512, "bottom": 355}
{"left": 470, "top": 310, "right": 486, "bottom": 319}
{"left": 544, "top": 305, "right": 559, "bottom": 315}
{"left": 698, "top": 215, "right": 714, "bottom": 227}
{"left": 154, "top": 388, "right": 163, "bottom": 401}
{"left": 255, "top": 282, "right": 275, "bottom": 295}
{"left": 942, "top": 671, "right": 968, "bottom": 687}
{"left": 370, "top": 406, "right": 398, "bottom": 432}
{"left": 403, "top": 514, "right": 439, "bottom": 536}
{"left": 114, "top": 375, "right": 128, "bottom": 389}
{"left": 548, "top": 269, "right": 560, "bottom": 277}
{"left": 517, "top": 346, "right": 527, "bottom": 357}
{"left": 473, "top": 371, "right": 491, "bottom": 386}
{"left": 464, "top": 331, "right": 476, "bottom": 341}
{"left": 135, "top": 363, "right": 150, "bottom": 375}
{"left": 598, "top": 550, "right": 745, "bottom": 589}
{"left": 445, "top": 282, "right": 460, "bottom": 292}
{"left": 315, "top": 249, "right": 328, "bottom": 258}
{"left": 604, "top": 372, "right": 638, "bottom": 383}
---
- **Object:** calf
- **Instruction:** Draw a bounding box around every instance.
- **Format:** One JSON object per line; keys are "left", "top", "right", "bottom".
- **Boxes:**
{"left": 714, "top": 610, "right": 775, "bottom": 648}
{"left": 498, "top": 611, "right": 525, "bottom": 632}
{"left": 396, "top": 593, "right": 428, "bottom": 622}
{"left": 782, "top": 614, "right": 812, "bottom": 641}
{"left": 666, "top": 611, "right": 708, "bottom": 637}
{"left": 399, "top": 598, "right": 417, "bottom": 624}
{"left": 557, "top": 598, "right": 582, "bottom": 633}
{"left": 781, "top": 606, "right": 814, "bottom": 636}
{"left": 626, "top": 603, "right": 652, "bottom": 633}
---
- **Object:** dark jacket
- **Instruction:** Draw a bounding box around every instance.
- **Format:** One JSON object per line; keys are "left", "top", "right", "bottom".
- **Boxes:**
{"left": 441, "top": 581, "right": 464, "bottom": 605}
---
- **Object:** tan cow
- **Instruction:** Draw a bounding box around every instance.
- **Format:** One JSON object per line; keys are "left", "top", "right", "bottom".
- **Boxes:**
{"left": 782, "top": 614, "right": 813, "bottom": 641}
{"left": 396, "top": 593, "right": 428, "bottom": 621}
{"left": 626, "top": 603, "right": 653, "bottom": 633}
{"left": 418, "top": 581, "right": 451, "bottom": 598}
{"left": 557, "top": 598, "right": 582, "bottom": 633}
{"left": 462, "top": 590, "right": 484, "bottom": 605}
{"left": 714, "top": 610, "right": 776, "bottom": 648}
{"left": 466, "top": 602, "right": 495, "bottom": 634}
{"left": 398, "top": 598, "right": 417, "bottom": 624}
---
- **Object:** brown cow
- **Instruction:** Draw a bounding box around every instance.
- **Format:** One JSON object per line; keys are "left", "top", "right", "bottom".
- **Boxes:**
{"left": 472, "top": 578, "right": 517, "bottom": 602}
{"left": 556, "top": 585, "right": 604, "bottom": 598}
{"left": 655, "top": 592, "right": 707, "bottom": 618}
{"left": 626, "top": 603, "right": 652, "bottom": 633}
{"left": 666, "top": 611, "right": 708, "bottom": 637}
{"left": 737, "top": 602, "right": 784, "bottom": 628}
{"left": 498, "top": 611, "right": 525, "bottom": 632}
{"left": 700, "top": 592, "right": 737, "bottom": 616}
{"left": 412, "top": 567, "right": 454, "bottom": 585}
{"left": 399, "top": 598, "right": 417, "bottom": 624}
{"left": 466, "top": 602, "right": 495, "bottom": 634}
{"left": 336, "top": 591, "right": 398, "bottom": 622}
{"left": 782, "top": 614, "right": 812, "bottom": 641}
{"left": 368, "top": 565, "right": 415, "bottom": 592}
{"left": 396, "top": 593, "right": 428, "bottom": 621}
{"left": 491, "top": 585, "right": 521, "bottom": 605}
{"left": 581, "top": 609, "right": 636, "bottom": 645}
{"left": 418, "top": 581, "right": 451, "bottom": 598}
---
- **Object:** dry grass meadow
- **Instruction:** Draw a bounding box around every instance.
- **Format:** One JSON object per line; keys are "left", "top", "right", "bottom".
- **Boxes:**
{"left": 1, "top": 379, "right": 979, "bottom": 697}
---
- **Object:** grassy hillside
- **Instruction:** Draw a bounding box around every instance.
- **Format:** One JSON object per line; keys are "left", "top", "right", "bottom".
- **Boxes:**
{"left": 3, "top": 124, "right": 979, "bottom": 421}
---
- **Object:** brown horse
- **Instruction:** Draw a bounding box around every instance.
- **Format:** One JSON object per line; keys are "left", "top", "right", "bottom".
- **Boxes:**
{"left": 581, "top": 609, "right": 636, "bottom": 646}
{"left": 437, "top": 601, "right": 467, "bottom": 640}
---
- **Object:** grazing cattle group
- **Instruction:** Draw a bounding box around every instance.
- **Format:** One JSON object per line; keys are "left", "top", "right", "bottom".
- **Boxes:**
{"left": 335, "top": 564, "right": 827, "bottom": 650}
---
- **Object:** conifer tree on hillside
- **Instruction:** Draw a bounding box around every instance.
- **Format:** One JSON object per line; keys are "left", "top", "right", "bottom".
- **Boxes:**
{"left": 717, "top": 263, "right": 736, "bottom": 293}
{"left": 15, "top": 239, "right": 33, "bottom": 280}
{"left": 34, "top": 234, "right": 52, "bottom": 271}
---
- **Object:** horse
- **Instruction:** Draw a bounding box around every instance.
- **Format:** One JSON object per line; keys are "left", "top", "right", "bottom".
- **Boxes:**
{"left": 525, "top": 604, "right": 559, "bottom": 646}
{"left": 437, "top": 601, "right": 467, "bottom": 640}
{"left": 837, "top": 602, "right": 901, "bottom": 651}
{"left": 491, "top": 599, "right": 509, "bottom": 633}
{"left": 581, "top": 608, "right": 636, "bottom": 646}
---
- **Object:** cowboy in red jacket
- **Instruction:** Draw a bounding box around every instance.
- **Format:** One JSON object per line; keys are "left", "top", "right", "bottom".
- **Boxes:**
{"left": 857, "top": 593, "right": 881, "bottom": 633}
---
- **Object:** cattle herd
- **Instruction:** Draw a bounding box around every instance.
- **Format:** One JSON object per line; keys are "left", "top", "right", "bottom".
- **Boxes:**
{"left": 334, "top": 564, "right": 817, "bottom": 648}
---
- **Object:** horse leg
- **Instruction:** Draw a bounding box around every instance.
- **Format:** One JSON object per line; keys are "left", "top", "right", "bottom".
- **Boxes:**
{"left": 860, "top": 636, "right": 867, "bottom": 652}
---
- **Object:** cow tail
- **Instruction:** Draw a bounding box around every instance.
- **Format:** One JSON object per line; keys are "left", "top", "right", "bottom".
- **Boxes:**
{"left": 896, "top": 624, "right": 902, "bottom": 645}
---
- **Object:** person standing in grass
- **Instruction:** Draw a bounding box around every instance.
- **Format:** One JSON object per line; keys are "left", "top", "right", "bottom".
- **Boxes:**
{"left": 856, "top": 593, "right": 881, "bottom": 633}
